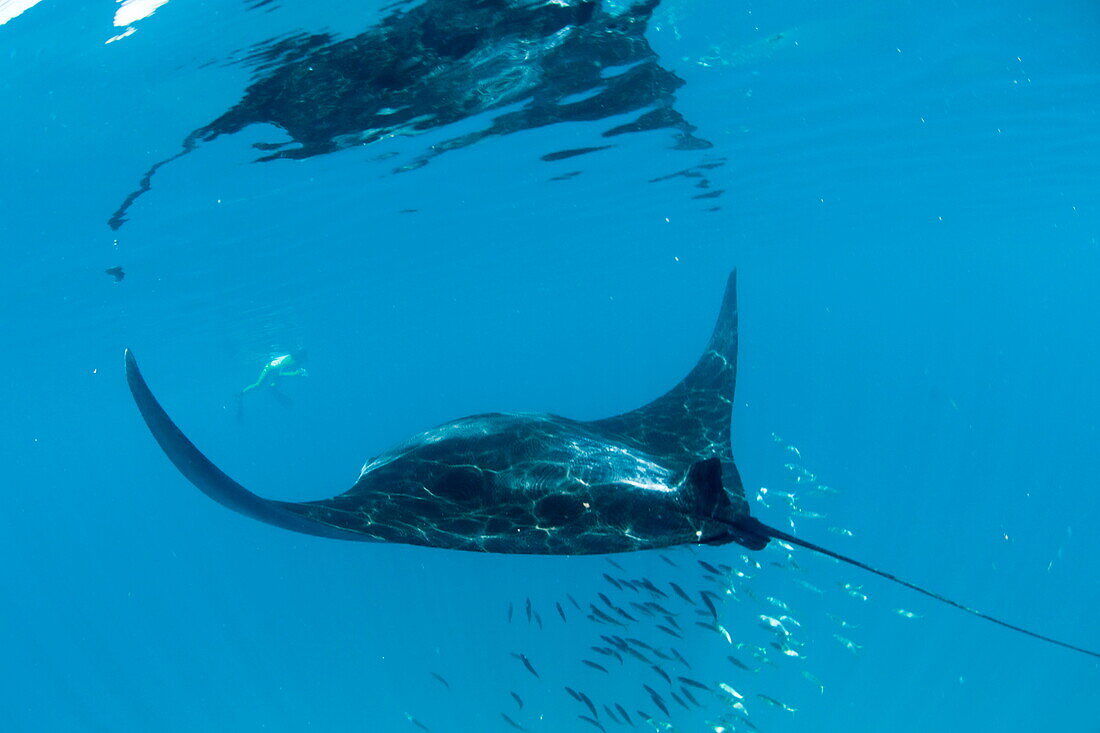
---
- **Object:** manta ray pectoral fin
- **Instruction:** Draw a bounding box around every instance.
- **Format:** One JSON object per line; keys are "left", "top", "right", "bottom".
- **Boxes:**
{"left": 590, "top": 269, "right": 749, "bottom": 514}
{"left": 724, "top": 516, "right": 1100, "bottom": 659}
{"left": 124, "top": 350, "right": 362, "bottom": 541}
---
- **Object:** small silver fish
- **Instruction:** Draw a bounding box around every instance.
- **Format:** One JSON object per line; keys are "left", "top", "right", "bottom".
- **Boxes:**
{"left": 756, "top": 694, "right": 797, "bottom": 713}
{"left": 774, "top": 491, "right": 799, "bottom": 509}
{"left": 792, "top": 579, "right": 823, "bottom": 595}
{"left": 404, "top": 713, "right": 431, "bottom": 731}
{"left": 718, "top": 682, "right": 744, "bottom": 700}
{"left": 730, "top": 700, "right": 749, "bottom": 716}
{"left": 779, "top": 614, "right": 802, "bottom": 628}
{"left": 833, "top": 634, "right": 862, "bottom": 654}
{"left": 727, "top": 654, "right": 752, "bottom": 671}
{"left": 758, "top": 615, "right": 790, "bottom": 636}
{"left": 839, "top": 583, "right": 868, "bottom": 602}
{"left": 769, "top": 641, "right": 804, "bottom": 658}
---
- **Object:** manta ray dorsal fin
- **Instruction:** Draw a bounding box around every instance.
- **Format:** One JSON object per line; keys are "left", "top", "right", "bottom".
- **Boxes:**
{"left": 588, "top": 270, "right": 746, "bottom": 510}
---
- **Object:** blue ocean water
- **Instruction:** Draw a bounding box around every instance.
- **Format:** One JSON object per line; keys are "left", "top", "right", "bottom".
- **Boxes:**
{"left": 2, "top": 0, "right": 1098, "bottom": 731}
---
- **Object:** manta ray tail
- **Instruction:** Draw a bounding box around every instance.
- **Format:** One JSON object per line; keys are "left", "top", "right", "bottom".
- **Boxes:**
{"left": 124, "top": 349, "right": 362, "bottom": 540}
{"left": 725, "top": 516, "right": 1100, "bottom": 659}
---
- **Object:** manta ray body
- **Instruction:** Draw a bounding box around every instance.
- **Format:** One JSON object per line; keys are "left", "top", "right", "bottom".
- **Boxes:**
{"left": 125, "top": 271, "right": 1099, "bottom": 659}
{"left": 126, "top": 271, "right": 761, "bottom": 553}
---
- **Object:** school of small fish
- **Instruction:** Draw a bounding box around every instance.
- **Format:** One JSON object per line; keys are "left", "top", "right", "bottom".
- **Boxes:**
{"left": 402, "top": 435, "right": 921, "bottom": 731}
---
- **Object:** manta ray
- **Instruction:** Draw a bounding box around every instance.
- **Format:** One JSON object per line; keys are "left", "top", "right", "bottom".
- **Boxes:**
{"left": 108, "top": 0, "right": 712, "bottom": 229}
{"left": 125, "top": 271, "right": 1098, "bottom": 659}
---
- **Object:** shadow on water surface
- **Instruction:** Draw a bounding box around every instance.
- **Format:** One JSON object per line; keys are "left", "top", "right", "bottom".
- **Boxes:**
{"left": 109, "top": 0, "right": 724, "bottom": 230}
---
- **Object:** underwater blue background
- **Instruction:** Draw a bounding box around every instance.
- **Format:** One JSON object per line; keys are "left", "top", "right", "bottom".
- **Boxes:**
{"left": 2, "top": 0, "right": 1098, "bottom": 730}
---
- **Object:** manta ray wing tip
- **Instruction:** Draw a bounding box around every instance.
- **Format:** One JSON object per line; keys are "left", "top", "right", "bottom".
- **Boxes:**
{"left": 123, "top": 348, "right": 139, "bottom": 375}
